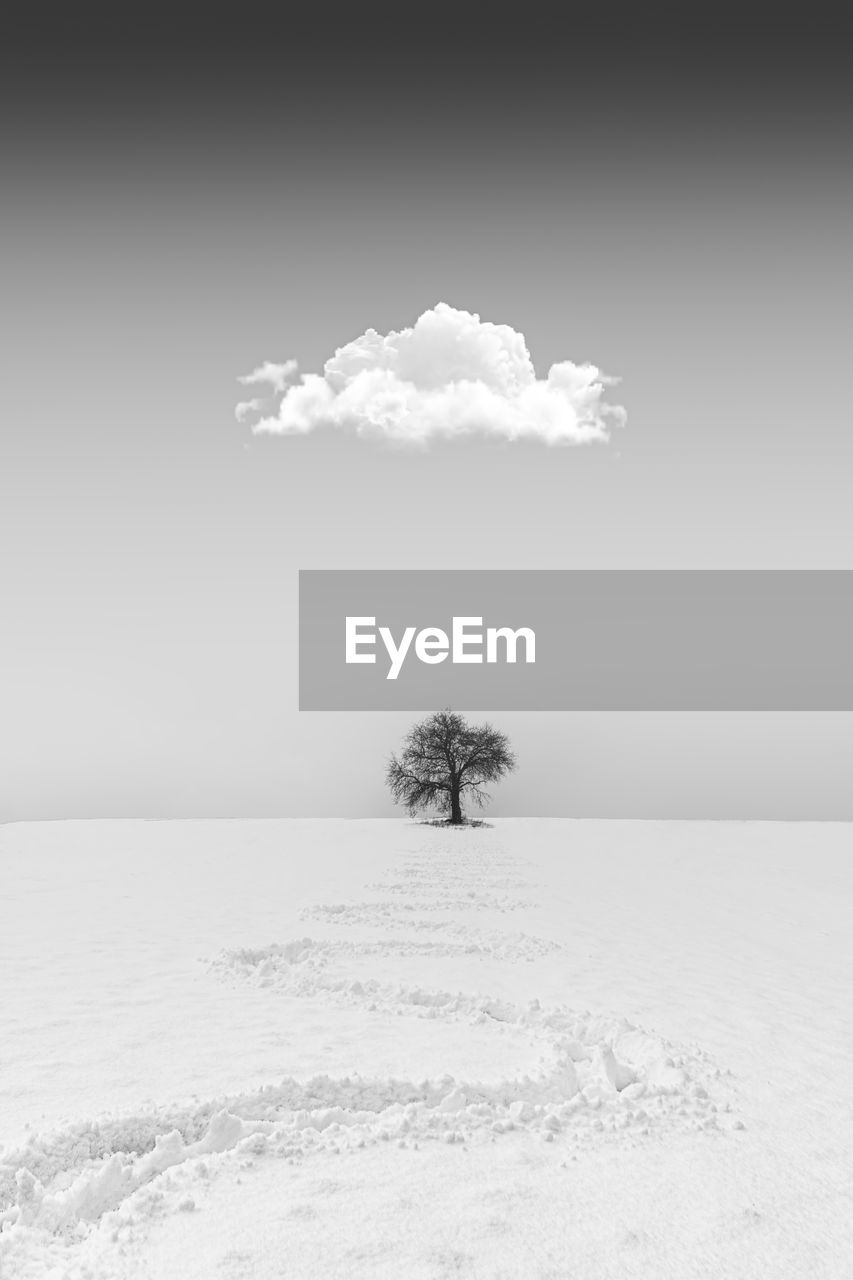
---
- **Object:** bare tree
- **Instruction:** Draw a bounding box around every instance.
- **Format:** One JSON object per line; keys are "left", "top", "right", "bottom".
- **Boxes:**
{"left": 386, "top": 709, "right": 516, "bottom": 825}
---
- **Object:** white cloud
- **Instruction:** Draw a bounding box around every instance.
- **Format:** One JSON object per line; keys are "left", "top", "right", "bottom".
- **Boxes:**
{"left": 237, "top": 359, "right": 299, "bottom": 393}
{"left": 236, "top": 304, "right": 625, "bottom": 447}
{"left": 234, "top": 397, "right": 267, "bottom": 425}
{"left": 235, "top": 360, "right": 300, "bottom": 425}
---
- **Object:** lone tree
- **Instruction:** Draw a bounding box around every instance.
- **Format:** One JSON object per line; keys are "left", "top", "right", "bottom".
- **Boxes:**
{"left": 386, "top": 709, "right": 516, "bottom": 825}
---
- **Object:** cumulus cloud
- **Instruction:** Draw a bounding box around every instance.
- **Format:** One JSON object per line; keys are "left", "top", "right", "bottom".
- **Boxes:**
{"left": 236, "top": 304, "right": 625, "bottom": 447}
{"left": 235, "top": 360, "right": 299, "bottom": 425}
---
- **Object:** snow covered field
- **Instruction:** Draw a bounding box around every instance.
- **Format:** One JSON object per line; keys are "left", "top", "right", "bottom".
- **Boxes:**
{"left": 1, "top": 817, "right": 851, "bottom": 1279}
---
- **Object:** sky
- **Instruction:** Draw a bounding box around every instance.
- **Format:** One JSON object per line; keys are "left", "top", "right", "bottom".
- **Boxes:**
{"left": 2, "top": 9, "right": 852, "bottom": 820}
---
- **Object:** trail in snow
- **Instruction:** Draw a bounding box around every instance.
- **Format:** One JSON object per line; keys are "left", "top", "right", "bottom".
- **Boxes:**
{"left": 0, "top": 829, "right": 736, "bottom": 1278}
{"left": 213, "top": 928, "right": 562, "bottom": 963}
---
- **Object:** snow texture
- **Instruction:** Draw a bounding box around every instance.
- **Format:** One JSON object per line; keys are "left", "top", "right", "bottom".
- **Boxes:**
{"left": 1, "top": 818, "right": 851, "bottom": 1278}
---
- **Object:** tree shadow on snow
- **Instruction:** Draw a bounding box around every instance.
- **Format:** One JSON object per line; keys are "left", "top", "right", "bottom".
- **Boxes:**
{"left": 413, "top": 817, "right": 495, "bottom": 829}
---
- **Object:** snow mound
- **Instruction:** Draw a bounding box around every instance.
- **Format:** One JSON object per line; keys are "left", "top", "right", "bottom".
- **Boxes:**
{"left": 366, "top": 874, "right": 533, "bottom": 893}
{"left": 0, "top": 1011, "right": 725, "bottom": 1242}
{"left": 207, "top": 945, "right": 726, "bottom": 1124}
{"left": 303, "top": 893, "right": 533, "bottom": 918}
{"left": 211, "top": 930, "right": 559, "bottom": 969}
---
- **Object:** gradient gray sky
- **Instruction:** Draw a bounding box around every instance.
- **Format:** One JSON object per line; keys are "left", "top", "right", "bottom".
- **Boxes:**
{"left": 3, "top": 10, "right": 852, "bottom": 819}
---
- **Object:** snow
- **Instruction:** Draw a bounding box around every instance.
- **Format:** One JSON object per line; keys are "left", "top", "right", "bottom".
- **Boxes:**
{"left": 1, "top": 818, "right": 851, "bottom": 1278}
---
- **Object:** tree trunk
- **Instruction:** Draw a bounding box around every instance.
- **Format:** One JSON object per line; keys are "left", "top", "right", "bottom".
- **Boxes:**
{"left": 449, "top": 779, "right": 463, "bottom": 824}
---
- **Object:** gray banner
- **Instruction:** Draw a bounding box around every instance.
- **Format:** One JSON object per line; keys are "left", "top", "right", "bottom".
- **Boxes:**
{"left": 299, "top": 570, "right": 853, "bottom": 710}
